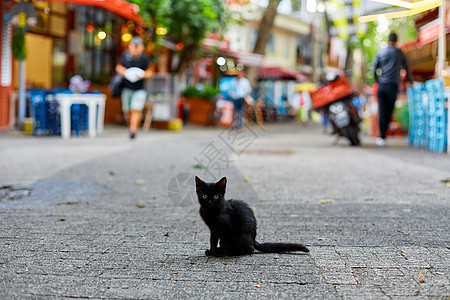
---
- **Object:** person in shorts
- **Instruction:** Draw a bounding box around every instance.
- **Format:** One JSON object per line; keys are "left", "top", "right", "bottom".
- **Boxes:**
{"left": 115, "top": 37, "right": 153, "bottom": 139}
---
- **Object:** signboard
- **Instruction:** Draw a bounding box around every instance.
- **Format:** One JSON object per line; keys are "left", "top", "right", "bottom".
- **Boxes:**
{"left": 152, "top": 102, "right": 171, "bottom": 121}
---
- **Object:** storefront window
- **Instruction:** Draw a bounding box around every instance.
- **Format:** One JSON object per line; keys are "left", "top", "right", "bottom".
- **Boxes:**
{"left": 81, "top": 51, "right": 92, "bottom": 76}
{"left": 26, "top": 2, "right": 67, "bottom": 88}
{"left": 250, "top": 29, "right": 258, "bottom": 50}
{"left": 25, "top": 2, "right": 127, "bottom": 87}
{"left": 76, "top": 6, "right": 117, "bottom": 84}
{"left": 53, "top": 39, "right": 67, "bottom": 88}
{"left": 297, "top": 34, "right": 312, "bottom": 66}
{"left": 49, "top": 14, "right": 66, "bottom": 37}
{"left": 267, "top": 35, "right": 275, "bottom": 54}
{"left": 284, "top": 37, "right": 290, "bottom": 58}
{"left": 50, "top": 2, "right": 66, "bottom": 14}
{"left": 32, "top": 2, "right": 67, "bottom": 37}
{"left": 261, "top": 80, "right": 275, "bottom": 105}
{"left": 34, "top": 9, "right": 49, "bottom": 32}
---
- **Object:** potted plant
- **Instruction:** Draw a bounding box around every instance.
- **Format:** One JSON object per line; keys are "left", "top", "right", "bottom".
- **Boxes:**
{"left": 181, "top": 86, "right": 202, "bottom": 99}
{"left": 181, "top": 86, "right": 218, "bottom": 126}
{"left": 200, "top": 86, "right": 220, "bottom": 101}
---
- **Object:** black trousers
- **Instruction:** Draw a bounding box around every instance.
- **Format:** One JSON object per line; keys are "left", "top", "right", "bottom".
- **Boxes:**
{"left": 232, "top": 98, "right": 245, "bottom": 129}
{"left": 377, "top": 83, "right": 398, "bottom": 139}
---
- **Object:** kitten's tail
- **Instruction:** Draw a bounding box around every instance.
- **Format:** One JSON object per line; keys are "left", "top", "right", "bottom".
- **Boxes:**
{"left": 255, "top": 241, "right": 309, "bottom": 253}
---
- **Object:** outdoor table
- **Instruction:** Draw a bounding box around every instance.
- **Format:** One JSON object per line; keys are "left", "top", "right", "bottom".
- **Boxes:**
{"left": 55, "top": 93, "right": 106, "bottom": 139}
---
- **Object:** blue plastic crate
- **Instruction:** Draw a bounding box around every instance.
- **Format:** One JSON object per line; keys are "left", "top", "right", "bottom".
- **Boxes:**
{"left": 29, "top": 89, "right": 48, "bottom": 136}
{"left": 52, "top": 90, "right": 73, "bottom": 136}
{"left": 425, "top": 78, "right": 447, "bottom": 153}
{"left": 53, "top": 89, "right": 88, "bottom": 136}
{"left": 412, "top": 83, "right": 426, "bottom": 148}
{"left": 53, "top": 90, "right": 92, "bottom": 137}
{"left": 70, "top": 103, "right": 89, "bottom": 136}
{"left": 406, "top": 88, "right": 415, "bottom": 146}
{"left": 29, "top": 89, "right": 64, "bottom": 136}
{"left": 29, "top": 89, "right": 96, "bottom": 137}
{"left": 45, "top": 94, "right": 60, "bottom": 136}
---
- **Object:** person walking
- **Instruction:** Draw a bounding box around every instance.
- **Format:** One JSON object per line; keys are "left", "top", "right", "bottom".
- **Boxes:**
{"left": 115, "top": 36, "right": 153, "bottom": 139}
{"left": 229, "top": 70, "right": 252, "bottom": 129}
{"left": 373, "top": 32, "right": 413, "bottom": 147}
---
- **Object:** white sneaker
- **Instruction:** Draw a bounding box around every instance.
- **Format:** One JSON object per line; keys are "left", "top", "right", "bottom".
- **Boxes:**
{"left": 375, "top": 137, "right": 387, "bottom": 147}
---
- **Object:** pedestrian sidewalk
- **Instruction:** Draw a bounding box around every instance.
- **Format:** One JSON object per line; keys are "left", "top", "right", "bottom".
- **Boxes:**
{"left": 0, "top": 122, "right": 449, "bottom": 299}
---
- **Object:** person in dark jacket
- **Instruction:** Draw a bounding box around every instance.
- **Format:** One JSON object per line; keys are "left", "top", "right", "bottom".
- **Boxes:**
{"left": 373, "top": 32, "right": 413, "bottom": 147}
{"left": 115, "top": 37, "right": 153, "bottom": 139}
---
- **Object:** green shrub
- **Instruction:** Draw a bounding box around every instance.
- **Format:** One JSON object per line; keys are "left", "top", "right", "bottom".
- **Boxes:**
{"left": 181, "top": 85, "right": 219, "bottom": 99}
{"left": 180, "top": 86, "right": 201, "bottom": 98}
{"left": 201, "top": 86, "right": 219, "bottom": 98}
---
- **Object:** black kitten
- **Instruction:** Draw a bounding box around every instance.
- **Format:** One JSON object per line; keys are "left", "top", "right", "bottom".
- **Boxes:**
{"left": 195, "top": 176, "right": 309, "bottom": 256}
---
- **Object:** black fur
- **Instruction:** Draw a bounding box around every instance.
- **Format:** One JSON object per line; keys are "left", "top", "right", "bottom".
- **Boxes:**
{"left": 195, "top": 176, "right": 309, "bottom": 256}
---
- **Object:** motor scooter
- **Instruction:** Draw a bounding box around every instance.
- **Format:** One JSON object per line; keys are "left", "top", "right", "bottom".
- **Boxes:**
{"left": 310, "top": 73, "right": 362, "bottom": 146}
{"left": 323, "top": 94, "right": 361, "bottom": 146}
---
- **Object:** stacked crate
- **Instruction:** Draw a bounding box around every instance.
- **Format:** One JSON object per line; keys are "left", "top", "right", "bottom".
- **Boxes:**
{"left": 28, "top": 89, "right": 90, "bottom": 137}
{"left": 29, "top": 89, "right": 48, "bottom": 136}
{"left": 407, "top": 79, "right": 448, "bottom": 153}
{"left": 70, "top": 103, "right": 89, "bottom": 136}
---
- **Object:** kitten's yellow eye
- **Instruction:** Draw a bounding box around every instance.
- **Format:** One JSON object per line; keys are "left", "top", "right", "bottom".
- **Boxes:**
{"left": 202, "top": 195, "right": 207, "bottom": 199}
{"left": 214, "top": 195, "right": 219, "bottom": 199}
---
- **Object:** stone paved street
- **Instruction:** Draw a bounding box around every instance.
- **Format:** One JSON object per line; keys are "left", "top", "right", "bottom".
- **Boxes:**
{"left": 0, "top": 123, "right": 449, "bottom": 299}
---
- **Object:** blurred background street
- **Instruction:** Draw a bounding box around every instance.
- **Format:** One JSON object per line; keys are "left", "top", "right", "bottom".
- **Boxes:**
{"left": 1, "top": 0, "right": 450, "bottom": 298}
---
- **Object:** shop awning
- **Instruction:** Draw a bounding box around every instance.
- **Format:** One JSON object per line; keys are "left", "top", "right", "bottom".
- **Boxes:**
{"left": 358, "top": 0, "right": 442, "bottom": 23}
{"left": 42, "top": 0, "right": 144, "bottom": 24}
{"left": 258, "top": 67, "right": 308, "bottom": 81}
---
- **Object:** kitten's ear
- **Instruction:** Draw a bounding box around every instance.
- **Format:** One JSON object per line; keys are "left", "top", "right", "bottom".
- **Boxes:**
{"left": 217, "top": 177, "right": 227, "bottom": 194}
{"left": 195, "top": 176, "right": 206, "bottom": 189}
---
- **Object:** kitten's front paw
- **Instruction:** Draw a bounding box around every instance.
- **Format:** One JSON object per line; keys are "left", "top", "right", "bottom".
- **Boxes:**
{"left": 205, "top": 249, "right": 215, "bottom": 256}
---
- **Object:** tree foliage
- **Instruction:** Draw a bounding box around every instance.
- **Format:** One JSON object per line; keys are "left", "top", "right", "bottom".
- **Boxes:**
{"left": 356, "top": 16, "right": 417, "bottom": 85}
{"left": 246, "top": 0, "right": 282, "bottom": 85}
{"left": 291, "top": 0, "right": 302, "bottom": 12}
{"left": 127, "top": 0, "right": 226, "bottom": 75}
{"left": 12, "top": 31, "right": 26, "bottom": 61}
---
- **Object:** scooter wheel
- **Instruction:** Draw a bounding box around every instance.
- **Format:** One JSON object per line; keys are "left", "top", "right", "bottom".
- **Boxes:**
{"left": 343, "top": 125, "right": 360, "bottom": 146}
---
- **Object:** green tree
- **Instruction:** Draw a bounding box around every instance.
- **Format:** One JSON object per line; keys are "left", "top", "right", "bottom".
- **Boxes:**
{"left": 357, "top": 16, "right": 417, "bottom": 86}
{"left": 291, "top": 0, "right": 302, "bottom": 12}
{"left": 246, "top": 0, "right": 282, "bottom": 85}
{"left": 127, "top": 0, "right": 226, "bottom": 76}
